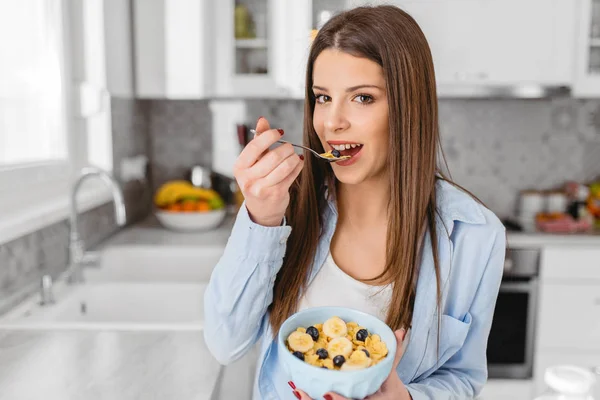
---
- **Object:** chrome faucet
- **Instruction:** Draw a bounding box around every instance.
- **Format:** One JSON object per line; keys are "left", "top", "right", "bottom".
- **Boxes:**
{"left": 67, "top": 167, "right": 127, "bottom": 284}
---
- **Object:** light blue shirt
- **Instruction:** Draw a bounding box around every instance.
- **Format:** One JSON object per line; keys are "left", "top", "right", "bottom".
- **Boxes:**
{"left": 204, "top": 179, "right": 506, "bottom": 400}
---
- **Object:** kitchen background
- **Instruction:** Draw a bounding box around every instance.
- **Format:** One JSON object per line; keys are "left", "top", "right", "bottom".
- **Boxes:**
{"left": 0, "top": 0, "right": 599, "bottom": 399}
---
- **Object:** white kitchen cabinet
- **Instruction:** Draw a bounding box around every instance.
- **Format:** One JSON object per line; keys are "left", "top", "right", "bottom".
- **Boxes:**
{"left": 534, "top": 246, "right": 600, "bottom": 398}
{"left": 213, "top": 0, "right": 311, "bottom": 97}
{"left": 537, "top": 282, "right": 600, "bottom": 351}
{"left": 541, "top": 247, "right": 600, "bottom": 282}
{"left": 534, "top": 351, "right": 600, "bottom": 398}
{"left": 104, "top": 0, "right": 135, "bottom": 97}
{"left": 133, "top": 0, "right": 213, "bottom": 98}
{"left": 387, "top": 0, "right": 576, "bottom": 88}
{"left": 574, "top": 0, "right": 600, "bottom": 97}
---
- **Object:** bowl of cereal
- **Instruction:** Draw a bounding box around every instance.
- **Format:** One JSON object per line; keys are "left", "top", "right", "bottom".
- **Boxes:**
{"left": 278, "top": 306, "right": 397, "bottom": 399}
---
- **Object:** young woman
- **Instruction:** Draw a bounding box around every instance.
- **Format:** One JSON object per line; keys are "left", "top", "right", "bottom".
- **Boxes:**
{"left": 204, "top": 5, "right": 506, "bottom": 400}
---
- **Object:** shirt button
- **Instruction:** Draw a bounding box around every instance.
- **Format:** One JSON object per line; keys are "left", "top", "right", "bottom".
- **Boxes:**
{"left": 279, "top": 237, "right": 286, "bottom": 244}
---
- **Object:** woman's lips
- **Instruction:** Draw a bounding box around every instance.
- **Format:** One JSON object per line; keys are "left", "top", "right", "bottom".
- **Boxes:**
{"left": 335, "top": 146, "right": 363, "bottom": 166}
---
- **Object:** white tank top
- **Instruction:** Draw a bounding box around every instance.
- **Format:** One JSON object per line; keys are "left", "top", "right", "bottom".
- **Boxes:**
{"left": 297, "top": 252, "right": 410, "bottom": 350}
{"left": 298, "top": 252, "right": 393, "bottom": 320}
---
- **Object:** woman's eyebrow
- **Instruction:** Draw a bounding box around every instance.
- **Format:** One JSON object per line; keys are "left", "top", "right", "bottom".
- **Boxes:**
{"left": 312, "top": 84, "right": 383, "bottom": 92}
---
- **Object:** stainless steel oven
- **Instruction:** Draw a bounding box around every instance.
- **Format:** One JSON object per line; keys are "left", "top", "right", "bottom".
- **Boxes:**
{"left": 487, "top": 248, "right": 539, "bottom": 379}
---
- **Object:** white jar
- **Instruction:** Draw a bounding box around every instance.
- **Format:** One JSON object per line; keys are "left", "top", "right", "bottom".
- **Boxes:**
{"left": 546, "top": 192, "right": 568, "bottom": 214}
{"left": 519, "top": 191, "right": 546, "bottom": 215}
{"left": 534, "top": 365, "right": 597, "bottom": 400}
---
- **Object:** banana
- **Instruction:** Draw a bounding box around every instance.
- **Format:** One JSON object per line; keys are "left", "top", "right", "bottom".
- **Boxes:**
{"left": 323, "top": 316, "right": 348, "bottom": 339}
{"left": 287, "top": 331, "right": 315, "bottom": 353}
{"left": 154, "top": 181, "right": 221, "bottom": 207}
{"left": 327, "top": 337, "right": 353, "bottom": 358}
{"left": 341, "top": 356, "right": 372, "bottom": 371}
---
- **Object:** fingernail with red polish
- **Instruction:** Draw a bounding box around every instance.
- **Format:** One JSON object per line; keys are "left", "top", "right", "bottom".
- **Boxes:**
{"left": 288, "top": 381, "right": 296, "bottom": 390}
{"left": 324, "top": 394, "right": 333, "bottom": 400}
{"left": 277, "top": 129, "right": 284, "bottom": 135}
{"left": 299, "top": 154, "right": 305, "bottom": 161}
{"left": 293, "top": 390, "right": 301, "bottom": 399}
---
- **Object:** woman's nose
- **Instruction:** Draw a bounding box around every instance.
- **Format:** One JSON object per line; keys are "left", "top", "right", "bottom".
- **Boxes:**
{"left": 324, "top": 103, "right": 350, "bottom": 133}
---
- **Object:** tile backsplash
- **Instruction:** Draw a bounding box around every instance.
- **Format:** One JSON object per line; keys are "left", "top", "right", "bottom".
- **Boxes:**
{"left": 147, "top": 97, "right": 600, "bottom": 217}
{"left": 0, "top": 98, "right": 152, "bottom": 309}
{"left": 147, "top": 100, "right": 213, "bottom": 190}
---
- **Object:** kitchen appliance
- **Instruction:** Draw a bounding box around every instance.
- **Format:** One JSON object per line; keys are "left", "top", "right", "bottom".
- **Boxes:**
{"left": 487, "top": 247, "right": 540, "bottom": 379}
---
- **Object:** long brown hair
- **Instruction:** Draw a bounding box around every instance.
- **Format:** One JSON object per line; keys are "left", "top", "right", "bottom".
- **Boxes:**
{"left": 269, "top": 5, "right": 445, "bottom": 334}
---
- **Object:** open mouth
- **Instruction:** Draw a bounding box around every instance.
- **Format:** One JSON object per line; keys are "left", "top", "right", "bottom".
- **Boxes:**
{"left": 328, "top": 142, "right": 363, "bottom": 158}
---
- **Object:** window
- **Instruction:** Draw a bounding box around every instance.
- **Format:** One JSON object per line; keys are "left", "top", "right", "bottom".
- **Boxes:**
{"left": 0, "top": 1, "right": 67, "bottom": 165}
{"left": 0, "top": 0, "right": 114, "bottom": 243}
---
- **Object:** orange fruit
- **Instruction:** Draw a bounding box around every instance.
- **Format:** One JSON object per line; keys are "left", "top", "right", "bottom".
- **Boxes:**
{"left": 196, "top": 201, "right": 210, "bottom": 212}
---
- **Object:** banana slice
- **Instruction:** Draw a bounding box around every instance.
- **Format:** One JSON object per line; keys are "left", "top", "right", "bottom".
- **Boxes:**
{"left": 287, "top": 331, "right": 315, "bottom": 353}
{"left": 341, "top": 356, "right": 372, "bottom": 371}
{"left": 323, "top": 316, "right": 348, "bottom": 339}
{"left": 327, "top": 337, "right": 353, "bottom": 358}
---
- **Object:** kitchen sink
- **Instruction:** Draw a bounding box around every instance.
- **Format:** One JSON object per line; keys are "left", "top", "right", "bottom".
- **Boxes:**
{"left": 0, "top": 282, "right": 206, "bottom": 331}
{"left": 85, "top": 245, "right": 224, "bottom": 283}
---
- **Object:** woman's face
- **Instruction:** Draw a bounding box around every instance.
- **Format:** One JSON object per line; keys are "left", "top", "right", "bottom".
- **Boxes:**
{"left": 312, "top": 49, "right": 389, "bottom": 185}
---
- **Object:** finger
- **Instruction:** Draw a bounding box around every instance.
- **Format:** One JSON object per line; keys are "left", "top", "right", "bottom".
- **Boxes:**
{"left": 323, "top": 392, "right": 349, "bottom": 400}
{"left": 244, "top": 155, "right": 302, "bottom": 198}
{"left": 235, "top": 128, "right": 284, "bottom": 169}
{"left": 246, "top": 143, "right": 296, "bottom": 180}
{"left": 260, "top": 153, "right": 303, "bottom": 188}
{"left": 392, "top": 329, "right": 407, "bottom": 369}
{"left": 276, "top": 154, "right": 304, "bottom": 188}
{"left": 253, "top": 117, "right": 274, "bottom": 159}
{"left": 295, "top": 389, "right": 312, "bottom": 399}
{"left": 255, "top": 116, "right": 270, "bottom": 136}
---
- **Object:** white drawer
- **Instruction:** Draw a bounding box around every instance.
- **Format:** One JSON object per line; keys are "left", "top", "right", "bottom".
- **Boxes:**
{"left": 541, "top": 247, "right": 600, "bottom": 282}
{"left": 534, "top": 350, "right": 600, "bottom": 398}
{"left": 537, "top": 283, "right": 600, "bottom": 350}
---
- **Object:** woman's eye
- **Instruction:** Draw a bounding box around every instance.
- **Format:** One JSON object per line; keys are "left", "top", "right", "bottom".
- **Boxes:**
{"left": 315, "top": 94, "right": 331, "bottom": 104}
{"left": 354, "top": 94, "right": 374, "bottom": 104}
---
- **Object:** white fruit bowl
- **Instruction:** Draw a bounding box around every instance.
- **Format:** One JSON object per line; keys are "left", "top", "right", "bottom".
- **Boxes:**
{"left": 155, "top": 209, "right": 226, "bottom": 232}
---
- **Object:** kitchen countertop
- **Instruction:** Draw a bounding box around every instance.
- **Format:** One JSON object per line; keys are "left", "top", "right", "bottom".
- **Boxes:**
{"left": 102, "top": 215, "right": 235, "bottom": 248}
{"left": 105, "top": 213, "right": 600, "bottom": 249}
{"left": 107, "top": 214, "right": 600, "bottom": 250}
{"left": 506, "top": 229, "right": 600, "bottom": 248}
{"left": 0, "top": 216, "right": 236, "bottom": 400}
{"left": 0, "top": 329, "right": 222, "bottom": 400}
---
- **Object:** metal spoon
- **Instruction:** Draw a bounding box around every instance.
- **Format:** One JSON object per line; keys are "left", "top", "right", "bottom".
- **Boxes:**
{"left": 249, "top": 129, "right": 350, "bottom": 163}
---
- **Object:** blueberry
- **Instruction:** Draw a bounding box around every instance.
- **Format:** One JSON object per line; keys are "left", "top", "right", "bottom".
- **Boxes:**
{"left": 333, "top": 355, "right": 346, "bottom": 367}
{"left": 362, "top": 349, "right": 370, "bottom": 358}
{"left": 292, "top": 351, "right": 304, "bottom": 361}
{"left": 306, "top": 326, "right": 319, "bottom": 341}
{"left": 332, "top": 149, "right": 341, "bottom": 158}
{"left": 316, "top": 348, "right": 328, "bottom": 359}
{"left": 356, "top": 329, "right": 369, "bottom": 342}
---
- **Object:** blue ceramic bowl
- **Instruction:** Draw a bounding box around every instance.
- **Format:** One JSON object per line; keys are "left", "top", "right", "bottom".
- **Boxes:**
{"left": 278, "top": 306, "right": 396, "bottom": 399}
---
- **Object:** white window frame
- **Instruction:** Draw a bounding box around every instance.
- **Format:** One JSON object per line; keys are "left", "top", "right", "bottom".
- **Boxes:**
{"left": 0, "top": 0, "right": 114, "bottom": 244}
